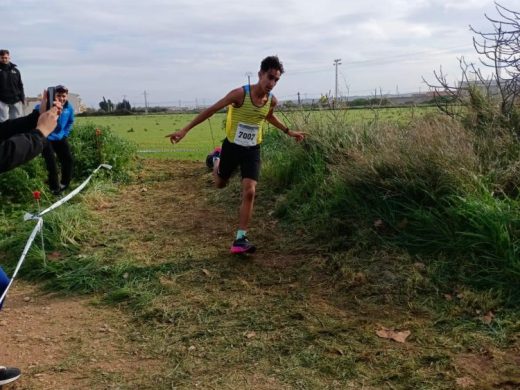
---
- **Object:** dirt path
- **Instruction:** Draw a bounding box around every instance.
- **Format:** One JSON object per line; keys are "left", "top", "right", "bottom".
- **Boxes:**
{"left": 1, "top": 159, "right": 518, "bottom": 389}
{"left": 0, "top": 159, "right": 305, "bottom": 389}
{"left": 0, "top": 282, "right": 162, "bottom": 389}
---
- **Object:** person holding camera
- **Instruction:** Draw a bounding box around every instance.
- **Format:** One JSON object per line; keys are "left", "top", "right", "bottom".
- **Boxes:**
{"left": 0, "top": 92, "right": 61, "bottom": 387}
{"left": 38, "top": 85, "right": 75, "bottom": 195}
{"left": 0, "top": 49, "right": 25, "bottom": 123}
{"left": 0, "top": 94, "right": 61, "bottom": 172}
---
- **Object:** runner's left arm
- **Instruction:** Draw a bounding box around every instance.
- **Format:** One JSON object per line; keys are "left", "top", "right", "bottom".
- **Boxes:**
{"left": 266, "top": 97, "right": 305, "bottom": 142}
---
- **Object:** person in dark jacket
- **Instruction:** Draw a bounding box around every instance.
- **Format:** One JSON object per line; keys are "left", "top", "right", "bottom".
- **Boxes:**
{"left": 0, "top": 49, "right": 25, "bottom": 122}
{"left": 37, "top": 85, "right": 75, "bottom": 194}
{"left": 0, "top": 106, "right": 60, "bottom": 173}
{"left": 0, "top": 93, "right": 60, "bottom": 388}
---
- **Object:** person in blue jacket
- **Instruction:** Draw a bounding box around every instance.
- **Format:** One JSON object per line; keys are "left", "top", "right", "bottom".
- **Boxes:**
{"left": 41, "top": 85, "right": 75, "bottom": 195}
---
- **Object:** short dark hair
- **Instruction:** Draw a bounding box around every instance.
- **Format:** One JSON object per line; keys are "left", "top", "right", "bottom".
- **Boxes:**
{"left": 55, "top": 85, "right": 68, "bottom": 93}
{"left": 0, "top": 49, "right": 10, "bottom": 56}
{"left": 260, "top": 56, "right": 284, "bottom": 74}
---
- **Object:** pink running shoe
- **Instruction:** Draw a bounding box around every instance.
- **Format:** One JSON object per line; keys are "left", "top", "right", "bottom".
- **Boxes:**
{"left": 230, "top": 236, "right": 256, "bottom": 254}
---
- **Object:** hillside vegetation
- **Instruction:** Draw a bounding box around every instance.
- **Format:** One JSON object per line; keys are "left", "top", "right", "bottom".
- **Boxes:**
{"left": 1, "top": 101, "right": 519, "bottom": 388}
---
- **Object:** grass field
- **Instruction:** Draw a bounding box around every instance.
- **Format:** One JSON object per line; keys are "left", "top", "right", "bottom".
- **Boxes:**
{"left": 75, "top": 106, "right": 438, "bottom": 160}
{"left": 76, "top": 113, "right": 228, "bottom": 160}
{"left": 3, "top": 102, "right": 519, "bottom": 388}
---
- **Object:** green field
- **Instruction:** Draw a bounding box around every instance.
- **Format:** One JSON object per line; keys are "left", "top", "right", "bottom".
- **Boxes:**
{"left": 76, "top": 113, "right": 227, "bottom": 160}
{"left": 76, "top": 106, "right": 437, "bottom": 160}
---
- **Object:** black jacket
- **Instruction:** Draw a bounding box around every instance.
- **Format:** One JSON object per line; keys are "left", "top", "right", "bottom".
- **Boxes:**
{"left": 0, "top": 62, "right": 25, "bottom": 104}
{"left": 0, "top": 110, "right": 46, "bottom": 173}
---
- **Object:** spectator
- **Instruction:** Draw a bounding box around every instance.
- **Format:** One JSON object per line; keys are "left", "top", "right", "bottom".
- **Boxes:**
{"left": 40, "top": 85, "right": 75, "bottom": 195}
{"left": 0, "top": 92, "right": 60, "bottom": 387}
{"left": 0, "top": 49, "right": 25, "bottom": 122}
{"left": 0, "top": 102, "right": 60, "bottom": 173}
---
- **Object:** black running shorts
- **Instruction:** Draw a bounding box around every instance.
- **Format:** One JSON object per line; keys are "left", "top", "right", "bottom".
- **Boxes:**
{"left": 217, "top": 138, "right": 261, "bottom": 181}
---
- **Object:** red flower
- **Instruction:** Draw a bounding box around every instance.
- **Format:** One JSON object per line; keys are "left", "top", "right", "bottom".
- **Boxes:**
{"left": 33, "top": 191, "right": 41, "bottom": 200}
{"left": 95, "top": 128, "right": 102, "bottom": 136}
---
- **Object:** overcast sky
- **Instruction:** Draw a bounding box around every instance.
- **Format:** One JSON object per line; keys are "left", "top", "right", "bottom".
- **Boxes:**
{"left": 1, "top": 0, "right": 517, "bottom": 108}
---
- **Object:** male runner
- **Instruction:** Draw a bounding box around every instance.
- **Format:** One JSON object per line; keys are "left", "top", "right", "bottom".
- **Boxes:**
{"left": 167, "top": 56, "right": 305, "bottom": 254}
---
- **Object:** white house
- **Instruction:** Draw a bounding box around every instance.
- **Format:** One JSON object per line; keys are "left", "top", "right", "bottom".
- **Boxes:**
{"left": 24, "top": 92, "right": 86, "bottom": 114}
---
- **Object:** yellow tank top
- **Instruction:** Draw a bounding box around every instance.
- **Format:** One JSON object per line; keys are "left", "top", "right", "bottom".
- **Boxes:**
{"left": 225, "top": 85, "right": 272, "bottom": 146}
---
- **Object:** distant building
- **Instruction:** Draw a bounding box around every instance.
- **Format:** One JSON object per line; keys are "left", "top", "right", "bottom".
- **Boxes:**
{"left": 24, "top": 92, "right": 86, "bottom": 114}
{"left": 459, "top": 80, "right": 501, "bottom": 97}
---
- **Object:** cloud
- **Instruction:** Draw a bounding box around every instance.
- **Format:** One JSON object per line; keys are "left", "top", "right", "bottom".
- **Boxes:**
{"left": 2, "top": 0, "right": 518, "bottom": 106}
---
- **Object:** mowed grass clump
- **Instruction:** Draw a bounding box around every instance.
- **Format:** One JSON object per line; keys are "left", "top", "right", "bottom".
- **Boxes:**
{"left": 0, "top": 194, "right": 188, "bottom": 313}
{"left": 262, "top": 111, "right": 520, "bottom": 304}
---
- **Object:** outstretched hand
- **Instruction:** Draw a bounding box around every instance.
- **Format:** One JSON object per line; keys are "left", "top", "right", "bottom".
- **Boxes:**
{"left": 288, "top": 130, "right": 306, "bottom": 142}
{"left": 166, "top": 129, "right": 188, "bottom": 144}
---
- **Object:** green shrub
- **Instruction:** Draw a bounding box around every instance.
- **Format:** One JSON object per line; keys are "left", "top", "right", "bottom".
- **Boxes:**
{"left": 70, "top": 122, "right": 137, "bottom": 182}
{"left": 0, "top": 158, "right": 46, "bottom": 203}
{"left": 0, "top": 122, "right": 137, "bottom": 206}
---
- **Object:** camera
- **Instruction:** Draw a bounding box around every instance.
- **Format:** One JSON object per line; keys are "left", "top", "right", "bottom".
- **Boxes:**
{"left": 46, "top": 86, "right": 56, "bottom": 110}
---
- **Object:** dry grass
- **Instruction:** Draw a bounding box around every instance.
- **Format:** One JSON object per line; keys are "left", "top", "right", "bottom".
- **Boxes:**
{"left": 338, "top": 114, "right": 479, "bottom": 191}
{"left": 69, "top": 159, "right": 520, "bottom": 389}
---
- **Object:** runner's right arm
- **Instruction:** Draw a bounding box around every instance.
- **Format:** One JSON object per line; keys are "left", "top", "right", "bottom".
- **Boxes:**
{"left": 167, "top": 88, "right": 245, "bottom": 144}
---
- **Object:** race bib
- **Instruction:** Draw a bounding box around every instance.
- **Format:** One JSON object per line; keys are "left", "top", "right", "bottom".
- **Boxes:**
{"left": 234, "top": 122, "right": 259, "bottom": 146}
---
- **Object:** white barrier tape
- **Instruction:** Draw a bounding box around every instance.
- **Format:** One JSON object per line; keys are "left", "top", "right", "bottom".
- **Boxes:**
{"left": 1, "top": 164, "right": 112, "bottom": 308}
{"left": 24, "top": 164, "right": 112, "bottom": 221}
{"left": 0, "top": 218, "right": 43, "bottom": 306}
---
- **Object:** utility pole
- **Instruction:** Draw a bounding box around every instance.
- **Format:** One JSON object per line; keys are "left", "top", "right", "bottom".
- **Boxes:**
{"left": 497, "top": 26, "right": 503, "bottom": 81}
{"left": 333, "top": 58, "right": 342, "bottom": 109}
{"left": 245, "top": 72, "right": 253, "bottom": 85}
{"left": 297, "top": 92, "right": 301, "bottom": 106}
{"left": 143, "top": 91, "right": 148, "bottom": 114}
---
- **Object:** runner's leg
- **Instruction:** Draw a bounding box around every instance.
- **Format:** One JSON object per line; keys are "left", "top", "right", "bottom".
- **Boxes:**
{"left": 238, "top": 178, "right": 256, "bottom": 230}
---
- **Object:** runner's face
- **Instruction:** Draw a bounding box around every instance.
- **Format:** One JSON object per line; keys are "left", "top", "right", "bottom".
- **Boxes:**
{"left": 258, "top": 69, "right": 281, "bottom": 94}
{"left": 0, "top": 54, "right": 10, "bottom": 65}
{"left": 56, "top": 92, "right": 68, "bottom": 105}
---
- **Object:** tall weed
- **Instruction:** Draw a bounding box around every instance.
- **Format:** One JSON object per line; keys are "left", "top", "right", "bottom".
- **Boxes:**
{"left": 262, "top": 110, "right": 519, "bottom": 303}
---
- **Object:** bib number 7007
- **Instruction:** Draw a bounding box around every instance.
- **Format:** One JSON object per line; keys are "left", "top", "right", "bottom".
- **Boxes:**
{"left": 234, "top": 123, "right": 259, "bottom": 146}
